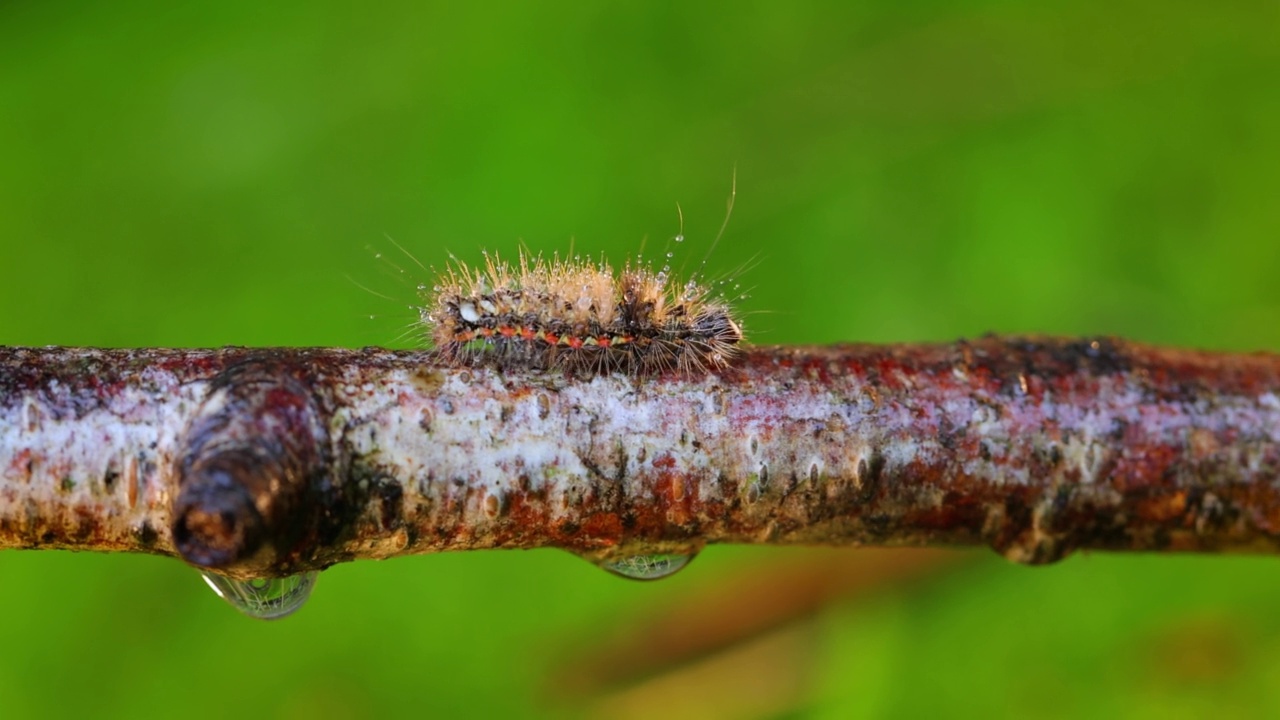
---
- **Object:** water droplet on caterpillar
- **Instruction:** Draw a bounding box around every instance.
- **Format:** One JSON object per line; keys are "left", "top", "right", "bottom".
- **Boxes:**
{"left": 201, "top": 571, "right": 318, "bottom": 620}
{"left": 674, "top": 234, "right": 685, "bottom": 244}
{"left": 599, "top": 551, "right": 697, "bottom": 581}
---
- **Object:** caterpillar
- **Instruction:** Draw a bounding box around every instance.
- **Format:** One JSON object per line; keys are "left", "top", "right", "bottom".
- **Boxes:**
{"left": 420, "top": 249, "right": 744, "bottom": 376}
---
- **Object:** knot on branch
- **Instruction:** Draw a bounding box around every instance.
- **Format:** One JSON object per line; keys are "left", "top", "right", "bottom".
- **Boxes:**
{"left": 172, "top": 355, "right": 335, "bottom": 576}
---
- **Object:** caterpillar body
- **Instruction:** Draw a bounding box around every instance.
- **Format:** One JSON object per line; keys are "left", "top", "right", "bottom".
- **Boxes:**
{"left": 421, "top": 250, "right": 743, "bottom": 376}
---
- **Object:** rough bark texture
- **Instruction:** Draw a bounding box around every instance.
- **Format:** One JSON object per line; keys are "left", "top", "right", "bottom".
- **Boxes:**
{"left": 2, "top": 337, "right": 1280, "bottom": 578}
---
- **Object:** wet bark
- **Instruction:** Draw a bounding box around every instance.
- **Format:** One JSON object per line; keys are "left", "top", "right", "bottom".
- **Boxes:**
{"left": 2, "top": 337, "right": 1280, "bottom": 578}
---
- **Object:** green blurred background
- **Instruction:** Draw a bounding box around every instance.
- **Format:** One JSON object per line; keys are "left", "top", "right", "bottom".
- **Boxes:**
{"left": 1, "top": 1, "right": 1278, "bottom": 717}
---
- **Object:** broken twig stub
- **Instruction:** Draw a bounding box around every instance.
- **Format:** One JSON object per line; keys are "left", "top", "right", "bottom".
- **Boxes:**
{"left": 2, "top": 337, "right": 1280, "bottom": 577}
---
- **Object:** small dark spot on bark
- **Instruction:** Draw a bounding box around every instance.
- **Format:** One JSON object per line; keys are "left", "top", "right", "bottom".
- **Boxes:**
{"left": 580, "top": 455, "right": 608, "bottom": 484}
{"left": 612, "top": 442, "right": 629, "bottom": 482}
{"left": 1035, "top": 487, "right": 1073, "bottom": 535}
{"left": 440, "top": 399, "right": 455, "bottom": 415}
{"left": 1029, "top": 445, "right": 1060, "bottom": 480}
{"left": 1001, "top": 495, "right": 1033, "bottom": 533}
{"left": 1110, "top": 418, "right": 1129, "bottom": 442}
{"left": 104, "top": 465, "right": 120, "bottom": 490}
{"left": 60, "top": 476, "right": 75, "bottom": 493}
{"left": 1062, "top": 337, "right": 1130, "bottom": 375}
{"left": 452, "top": 477, "right": 466, "bottom": 488}
{"left": 938, "top": 430, "right": 956, "bottom": 451}
{"left": 856, "top": 450, "right": 886, "bottom": 503}
{"left": 537, "top": 394, "right": 551, "bottom": 420}
{"left": 562, "top": 521, "right": 581, "bottom": 534}
{"left": 759, "top": 464, "right": 769, "bottom": 485}
{"left": 861, "top": 513, "right": 893, "bottom": 539}
{"left": 1189, "top": 490, "right": 1231, "bottom": 533}
{"left": 40, "top": 530, "right": 55, "bottom": 544}
{"left": 138, "top": 522, "right": 158, "bottom": 547}
{"left": 500, "top": 404, "right": 514, "bottom": 422}
{"left": 750, "top": 438, "right": 759, "bottom": 455}
{"left": 378, "top": 482, "right": 403, "bottom": 531}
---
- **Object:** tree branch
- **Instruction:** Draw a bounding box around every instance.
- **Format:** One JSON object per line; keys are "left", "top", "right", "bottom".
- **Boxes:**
{"left": 3, "top": 337, "right": 1280, "bottom": 579}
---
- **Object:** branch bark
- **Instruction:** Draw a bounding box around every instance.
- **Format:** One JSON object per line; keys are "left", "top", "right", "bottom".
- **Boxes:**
{"left": 3, "top": 337, "right": 1280, "bottom": 578}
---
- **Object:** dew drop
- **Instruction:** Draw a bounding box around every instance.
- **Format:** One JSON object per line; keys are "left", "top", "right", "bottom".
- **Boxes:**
{"left": 599, "top": 551, "right": 696, "bottom": 581}
{"left": 201, "top": 570, "right": 318, "bottom": 620}
{"left": 674, "top": 234, "right": 685, "bottom": 243}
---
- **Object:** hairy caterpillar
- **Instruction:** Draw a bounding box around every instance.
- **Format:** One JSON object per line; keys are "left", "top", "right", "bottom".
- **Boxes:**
{"left": 420, "top": 249, "right": 744, "bottom": 376}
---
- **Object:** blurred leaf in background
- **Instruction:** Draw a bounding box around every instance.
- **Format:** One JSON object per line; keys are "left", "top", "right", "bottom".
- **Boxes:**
{"left": 1, "top": 1, "right": 1278, "bottom": 718}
